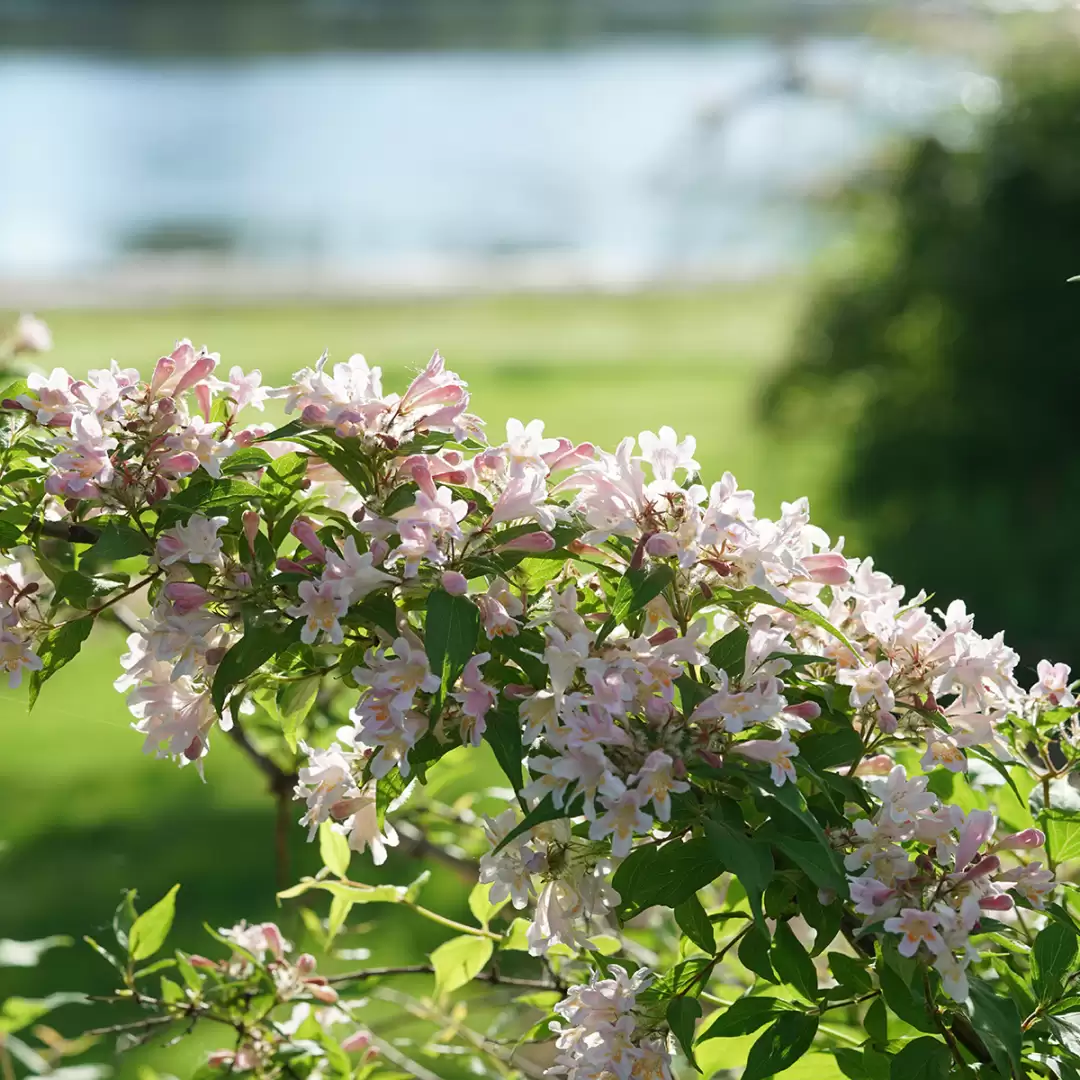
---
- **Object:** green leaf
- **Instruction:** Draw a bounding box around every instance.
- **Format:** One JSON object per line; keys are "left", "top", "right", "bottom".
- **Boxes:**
{"left": 0, "top": 502, "right": 34, "bottom": 547}
{"left": 675, "top": 895, "right": 716, "bottom": 954}
{"left": 613, "top": 837, "right": 726, "bottom": 920}
{"left": 128, "top": 884, "right": 180, "bottom": 962}
{"left": 80, "top": 523, "right": 150, "bottom": 571}
{"left": 113, "top": 888, "right": 138, "bottom": 951}
{"left": 596, "top": 564, "right": 674, "bottom": 645}
{"left": 967, "top": 978, "right": 1023, "bottom": 1078}
{"left": 319, "top": 820, "right": 351, "bottom": 878}
{"left": 741, "top": 1011, "right": 819, "bottom": 1080}
{"left": 827, "top": 952, "right": 872, "bottom": 995}
{"left": 698, "top": 995, "right": 790, "bottom": 1041}
{"left": 468, "top": 882, "right": 508, "bottom": 928}
{"left": 666, "top": 997, "right": 702, "bottom": 1071}
{"left": 492, "top": 793, "right": 581, "bottom": 854}
{"left": 28, "top": 617, "right": 94, "bottom": 709}
{"left": 1032, "top": 921, "right": 1080, "bottom": 1003}
{"left": 220, "top": 447, "right": 273, "bottom": 475}
{"left": 759, "top": 822, "right": 847, "bottom": 896}
{"left": 642, "top": 957, "right": 713, "bottom": 1000}
{"left": 1043, "top": 809, "right": 1080, "bottom": 868}
{"left": 705, "top": 811, "right": 773, "bottom": 932}
{"left": 276, "top": 878, "right": 406, "bottom": 905}
{"left": 739, "top": 926, "right": 777, "bottom": 983}
{"left": 707, "top": 627, "right": 749, "bottom": 681}
{"left": 770, "top": 921, "right": 817, "bottom": 1001}
{"left": 834, "top": 1048, "right": 891, "bottom": 1080}
{"left": 277, "top": 675, "right": 321, "bottom": 753}
{"left": 375, "top": 770, "right": 414, "bottom": 829}
{"left": 0, "top": 993, "right": 88, "bottom": 1035}
{"left": 863, "top": 995, "right": 887, "bottom": 1047}
{"left": 877, "top": 960, "right": 935, "bottom": 1033}
{"left": 430, "top": 935, "right": 493, "bottom": 996}
{"left": 797, "top": 725, "right": 863, "bottom": 772}
{"left": 483, "top": 702, "right": 525, "bottom": 792}
{"left": 887, "top": 1036, "right": 950, "bottom": 1080}
{"left": 425, "top": 589, "right": 480, "bottom": 716}
{"left": 211, "top": 617, "right": 304, "bottom": 714}
{"left": 54, "top": 570, "right": 129, "bottom": 610}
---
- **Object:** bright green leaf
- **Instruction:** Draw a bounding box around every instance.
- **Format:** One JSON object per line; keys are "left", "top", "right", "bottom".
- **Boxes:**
{"left": 129, "top": 885, "right": 180, "bottom": 962}
{"left": 431, "top": 934, "right": 493, "bottom": 996}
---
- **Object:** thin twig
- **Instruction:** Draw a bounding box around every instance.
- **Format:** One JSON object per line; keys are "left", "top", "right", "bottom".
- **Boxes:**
{"left": 325, "top": 963, "right": 555, "bottom": 990}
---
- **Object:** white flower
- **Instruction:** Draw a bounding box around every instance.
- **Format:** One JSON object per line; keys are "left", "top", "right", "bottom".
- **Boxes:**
{"left": 0, "top": 631, "right": 42, "bottom": 688}
{"left": 288, "top": 578, "right": 350, "bottom": 645}
{"left": 156, "top": 514, "right": 229, "bottom": 568}
{"left": 883, "top": 908, "right": 944, "bottom": 958}
{"left": 730, "top": 731, "right": 799, "bottom": 786}
{"left": 505, "top": 418, "right": 559, "bottom": 476}
{"left": 589, "top": 786, "right": 652, "bottom": 858}
{"left": 636, "top": 426, "right": 699, "bottom": 486}
{"left": 1032, "top": 659, "right": 1075, "bottom": 708}
{"left": 629, "top": 750, "right": 688, "bottom": 822}
{"left": 323, "top": 536, "right": 394, "bottom": 604}
{"left": 869, "top": 765, "right": 937, "bottom": 826}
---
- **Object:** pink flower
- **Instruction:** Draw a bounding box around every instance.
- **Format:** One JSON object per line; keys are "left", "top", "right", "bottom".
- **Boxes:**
{"left": 954, "top": 809, "right": 996, "bottom": 869}
{"left": 497, "top": 530, "right": 556, "bottom": 553}
{"left": 441, "top": 570, "right": 469, "bottom": 595}
{"left": 453, "top": 652, "right": 496, "bottom": 746}
{"left": 0, "top": 631, "right": 42, "bottom": 688}
{"left": 729, "top": 731, "right": 799, "bottom": 786}
{"left": 287, "top": 578, "right": 349, "bottom": 645}
{"left": 883, "top": 908, "right": 944, "bottom": 957}
{"left": 801, "top": 552, "right": 851, "bottom": 586}
{"left": 994, "top": 828, "right": 1045, "bottom": 851}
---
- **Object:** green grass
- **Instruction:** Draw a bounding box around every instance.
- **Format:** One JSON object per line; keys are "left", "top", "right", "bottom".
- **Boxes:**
{"left": 0, "top": 282, "right": 842, "bottom": 1077}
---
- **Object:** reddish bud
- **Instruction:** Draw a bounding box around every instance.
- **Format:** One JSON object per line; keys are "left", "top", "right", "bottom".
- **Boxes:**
{"left": 979, "top": 894, "right": 1014, "bottom": 911}
{"left": 783, "top": 700, "right": 821, "bottom": 721}
{"left": 995, "top": 828, "right": 1045, "bottom": 851}
{"left": 441, "top": 570, "right": 468, "bottom": 595}
{"left": 649, "top": 627, "right": 679, "bottom": 646}
{"left": 498, "top": 531, "right": 556, "bottom": 553}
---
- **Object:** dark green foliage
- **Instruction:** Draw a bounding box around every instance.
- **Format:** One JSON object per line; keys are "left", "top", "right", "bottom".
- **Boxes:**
{"left": 765, "top": 46, "right": 1080, "bottom": 666}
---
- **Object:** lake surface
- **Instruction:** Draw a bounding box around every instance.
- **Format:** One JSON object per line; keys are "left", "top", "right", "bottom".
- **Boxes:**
{"left": 0, "top": 38, "right": 994, "bottom": 290}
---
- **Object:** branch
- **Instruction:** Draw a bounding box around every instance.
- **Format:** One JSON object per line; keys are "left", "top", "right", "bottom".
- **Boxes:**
{"left": 31, "top": 519, "right": 101, "bottom": 545}
{"left": 325, "top": 964, "right": 555, "bottom": 990}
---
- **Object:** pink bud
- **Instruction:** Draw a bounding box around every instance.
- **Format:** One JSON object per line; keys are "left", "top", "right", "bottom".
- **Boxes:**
{"left": 301, "top": 403, "right": 329, "bottom": 425}
{"left": 409, "top": 460, "right": 438, "bottom": 500}
{"left": 206, "top": 1050, "right": 234, "bottom": 1068}
{"left": 290, "top": 517, "right": 327, "bottom": 562}
{"left": 783, "top": 700, "right": 821, "bottom": 721}
{"left": 232, "top": 570, "right": 251, "bottom": 589}
{"left": 159, "top": 451, "right": 201, "bottom": 477}
{"left": 503, "top": 683, "right": 533, "bottom": 699}
{"left": 441, "top": 570, "right": 468, "bottom": 595}
{"left": 645, "top": 697, "right": 672, "bottom": 724}
{"left": 193, "top": 382, "right": 213, "bottom": 421}
{"left": 340, "top": 1031, "right": 372, "bottom": 1054}
{"left": 276, "top": 558, "right": 312, "bottom": 574}
{"left": 567, "top": 538, "right": 605, "bottom": 557}
{"left": 242, "top": 509, "right": 260, "bottom": 555}
{"left": 370, "top": 538, "right": 389, "bottom": 565}
{"left": 704, "top": 559, "right": 732, "bottom": 577}
{"left": 189, "top": 954, "right": 217, "bottom": 969}
{"left": 802, "top": 553, "right": 851, "bottom": 586}
{"left": 260, "top": 923, "right": 286, "bottom": 961}
{"left": 149, "top": 355, "right": 176, "bottom": 396}
{"left": 979, "top": 894, "right": 1014, "bottom": 911}
{"left": 649, "top": 627, "right": 679, "bottom": 646}
{"left": 645, "top": 533, "right": 679, "bottom": 558}
{"left": 441, "top": 469, "right": 469, "bottom": 486}
{"left": 959, "top": 854, "right": 1001, "bottom": 882}
{"left": 183, "top": 735, "right": 204, "bottom": 761}
{"left": 498, "top": 531, "right": 556, "bottom": 553}
{"left": 164, "top": 581, "right": 213, "bottom": 613}
{"left": 295, "top": 953, "right": 317, "bottom": 974}
{"left": 698, "top": 749, "right": 724, "bottom": 769}
{"left": 996, "top": 828, "right": 1045, "bottom": 851}
{"left": 148, "top": 476, "right": 172, "bottom": 504}
{"left": 876, "top": 710, "right": 898, "bottom": 734}
{"left": 305, "top": 979, "right": 339, "bottom": 1004}
{"left": 173, "top": 354, "right": 217, "bottom": 395}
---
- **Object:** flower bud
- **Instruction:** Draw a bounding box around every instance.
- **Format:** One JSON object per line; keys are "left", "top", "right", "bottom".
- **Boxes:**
{"left": 173, "top": 355, "right": 217, "bottom": 396}
{"left": 503, "top": 684, "right": 534, "bottom": 699}
{"left": 648, "top": 627, "right": 678, "bottom": 646}
{"left": 441, "top": 570, "right": 468, "bottom": 595}
{"left": 704, "top": 559, "right": 732, "bottom": 577}
{"left": 876, "top": 710, "right": 898, "bottom": 734}
{"left": 782, "top": 700, "right": 821, "bottom": 722}
{"left": 183, "top": 735, "right": 204, "bottom": 761}
{"left": 306, "top": 979, "right": 339, "bottom": 1004}
{"left": 205, "top": 647, "right": 228, "bottom": 667}
{"left": 276, "top": 558, "right": 312, "bottom": 574}
{"left": 498, "top": 531, "right": 556, "bottom": 553}
{"left": 995, "top": 828, "right": 1045, "bottom": 851}
{"left": 301, "top": 403, "right": 329, "bottom": 425}
{"left": 802, "top": 552, "right": 851, "bottom": 586}
{"left": 189, "top": 954, "right": 217, "bottom": 969}
{"left": 295, "top": 952, "right": 317, "bottom": 974}
{"left": 645, "top": 533, "right": 679, "bottom": 558}
{"left": 698, "top": 749, "right": 724, "bottom": 768}
{"left": 260, "top": 923, "right": 286, "bottom": 961}
{"left": 979, "top": 893, "right": 1014, "bottom": 911}
{"left": 290, "top": 517, "right": 327, "bottom": 562}
{"left": 193, "top": 382, "right": 213, "bottom": 421}
{"left": 645, "top": 697, "right": 672, "bottom": 724}
{"left": 340, "top": 1030, "right": 372, "bottom": 1054}
{"left": 959, "top": 854, "right": 1001, "bottom": 881}
{"left": 370, "top": 538, "right": 390, "bottom": 565}
{"left": 242, "top": 510, "right": 260, "bottom": 555}
{"left": 149, "top": 355, "right": 176, "bottom": 396}
{"left": 164, "top": 581, "right": 213, "bottom": 613}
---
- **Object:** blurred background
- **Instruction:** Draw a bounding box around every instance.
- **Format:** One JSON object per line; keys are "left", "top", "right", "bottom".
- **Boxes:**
{"left": 3, "top": 1, "right": 1080, "bottom": 1076}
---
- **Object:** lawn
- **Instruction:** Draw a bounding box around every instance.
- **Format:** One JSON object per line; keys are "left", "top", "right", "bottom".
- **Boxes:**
{"left": 0, "top": 280, "right": 844, "bottom": 1077}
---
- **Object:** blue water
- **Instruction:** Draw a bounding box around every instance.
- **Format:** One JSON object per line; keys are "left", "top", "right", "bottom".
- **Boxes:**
{"left": 0, "top": 39, "right": 993, "bottom": 284}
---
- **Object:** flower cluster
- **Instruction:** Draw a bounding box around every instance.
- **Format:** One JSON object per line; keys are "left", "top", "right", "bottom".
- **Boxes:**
{"left": 5, "top": 334, "right": 1080, "bottom": 1078}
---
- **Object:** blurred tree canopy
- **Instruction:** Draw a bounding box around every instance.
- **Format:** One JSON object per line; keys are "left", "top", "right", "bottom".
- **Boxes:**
{"left": 764, "top": 45, "right": 1080, "bottom": 673}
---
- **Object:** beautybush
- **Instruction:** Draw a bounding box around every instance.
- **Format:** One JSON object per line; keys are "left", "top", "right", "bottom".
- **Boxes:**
{"left": 1, "top": 332, "right": 1079, "bottom": 1079}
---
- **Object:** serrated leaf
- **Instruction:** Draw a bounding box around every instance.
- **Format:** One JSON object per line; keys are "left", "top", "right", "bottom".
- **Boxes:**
{"left": 128, "top": 884, "right": 180, "bottom": 962}
{"left": 431, "top": 935, "right": 493, "bottom": 996}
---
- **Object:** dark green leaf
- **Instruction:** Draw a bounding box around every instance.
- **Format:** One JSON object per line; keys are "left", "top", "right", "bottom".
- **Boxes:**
{"left": 28, "top": 617, "right": 94, "bottom": 709}
{"left": 211, "top": 618, "right": 304, "bottom": 714}
{"left": 707, "top": 627, "right": 749, "bottom": 681}
{"left": 834, "top": 1047, "right": 891, "bottom": 1080}
{"left": 81, "top": 523, "right": 150, "bottom": 571}
{"left": 967, "top": 978, "right": 1023, "bottom": 1078}
{"left": 493, "top": 793, "right": 583, "bottom": 854}
{"left": 828, "top": 952, "right": 873, "bottom": 995}
{"left": 666, "top": 997, "right": 701, "bottom": 1071}
{"left": 613, "top": 837, "right": 726, "bottom": 920}
{"left": 877, "top": 960, "right": 935, "bottom": 1033}
{"left": 698, "top": 995, "right": 790, "bottom": 1041}
{"left": 705, "top": 812, "right": 773, "bottom": 932}
{"left": 739, "top": 926, "right": 777, "bottom": 984}
{"left": 770, "top": 921, "right": 817, "bottom": 1001}
{"left": 1033, "top": 921, "right": 1079, "bottom": 1003}
{"left": 642, "top": 957, "right": 712, "bottom": 1000}
{"left": 425, "top": 589, "right": 480, "bottom": 716}
{"left": 863, "top": 995, "right": 888, "bottom": 1047}
{"left": 675, "top": 895, "right": 716, "bottom": 954}
{"left": 741, "top": 1011, "right": 818, "bottom": 1080}
{"left": 887, "top": 1036, "right": 950, "bottom": 1080}
{"left": 596, "top": 565, "right": 674, "bottom": 645}
{"left": 759, "top": 822, "right": 847, "bottom": 896}
{"left": 220, "top": 447, "right": 273, "bottom": 476}
{"left": 797, "top": 725, "right": 863, "bottom": 772}
{"left": 483, "top": 702, "right": 526, "bottom": 792}
{"left": 54, "top": 570, "right": 129, "bottom": 610}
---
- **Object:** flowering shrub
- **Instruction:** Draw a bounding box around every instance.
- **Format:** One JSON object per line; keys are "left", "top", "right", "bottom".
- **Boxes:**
{"left": 3, "top": 327, "right": 1080, "bottom": 1079}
